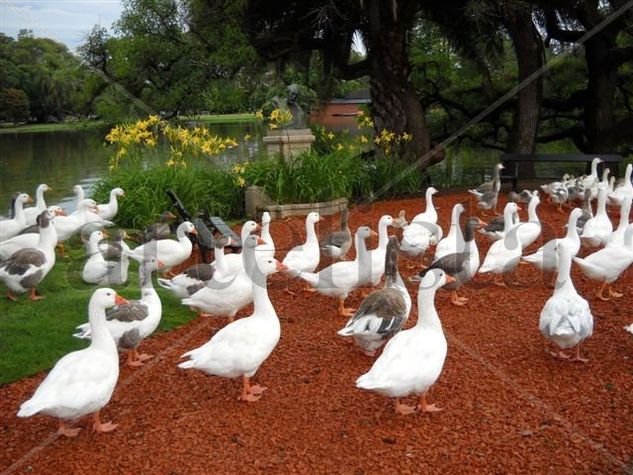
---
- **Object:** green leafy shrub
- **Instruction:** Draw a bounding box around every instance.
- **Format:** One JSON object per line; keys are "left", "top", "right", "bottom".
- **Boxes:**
{"left": 92, "top": 164, "right": 242, "bottom": 229}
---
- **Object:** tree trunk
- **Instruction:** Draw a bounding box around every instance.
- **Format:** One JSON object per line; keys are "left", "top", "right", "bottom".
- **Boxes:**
{"left": 505, "top": 12, "right": 544, "bottom": 156}
{"left": 365, "top": 2, "right": 431, "bottom": 166}
{"left": 583, "top": 34, "right": 618, "bottom": 153}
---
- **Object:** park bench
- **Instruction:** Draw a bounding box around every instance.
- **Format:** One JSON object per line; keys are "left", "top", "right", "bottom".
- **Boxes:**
{"left": 499, "top": 154, "right": 623, "bottom": 191}
{"left": 166, "top": 190, "right": 241, "bottom": 262}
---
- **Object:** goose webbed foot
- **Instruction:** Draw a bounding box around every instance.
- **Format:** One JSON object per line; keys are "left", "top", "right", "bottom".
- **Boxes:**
{"left": 93, "top": 411, "right": 118, "bottom": 433}
{"left": 29, "top": 288, "right": 45, "bottom": 301}
{"left": 58, "top": 421, "right": 81, "bottom": 437}
{"left": 394, "top": 399, "right": 416, "bottom": 415}
{"left": 417, "top": 392, "right": 443, "bottom": 413}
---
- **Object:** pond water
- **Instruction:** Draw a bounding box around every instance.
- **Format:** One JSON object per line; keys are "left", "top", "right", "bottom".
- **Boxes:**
{"left": 4, "top": 122, "right": 586, "bottom": 219}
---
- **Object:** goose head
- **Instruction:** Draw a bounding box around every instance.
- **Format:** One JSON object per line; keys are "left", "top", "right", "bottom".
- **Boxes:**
{"left": 90, "top": 287, "right": 128, "bottom": 310}
{"left": 355, "top": 226, "right": 376, "bottom": 241}
{"left": 306, "top": 211, "right": 322, "bottom": 225}
{"left": 410, "top": 267, "right": 455, "bottom": 288}
{"left": 111, "top": 187, "right": 125, "bottom": 198}
{"left": 178, "top": 221, "right": 197, "bottom": 236}
{"left": 261, "top": 211, "right": 271, "bottom": 225}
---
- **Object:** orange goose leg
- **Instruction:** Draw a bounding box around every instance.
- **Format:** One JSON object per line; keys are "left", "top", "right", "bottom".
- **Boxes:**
{"left": 417, "top": 392, "right": 443, "bottom": 413}
{"left": 93, "top": 410, "right": 118, "bottom": 433}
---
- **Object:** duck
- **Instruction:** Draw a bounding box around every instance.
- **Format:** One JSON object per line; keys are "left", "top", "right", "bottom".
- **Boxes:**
{"left": 508, "top": 189, "right": 536, "bottom": 204}
{"left": 434, "top": 203, "right": 465, "bottom": 260}
{"left": 411, "top": 186, "right": 440, "bottom": 224}
{"left": 72, "top": 184, "right": 85, "bottom": 210}
{"left": 180, "top": 235, "right": 265, "bottom": 321}
{"left": 522, "top": 208, "right": 583, "bottom": 279}
{"left": 0, "top": 209, "right": 57, "bottom": 301}
{"left": 355, "top": 268, "right": 453, "bottom": 415}
{"left": 472, "top": 163, "right": 504, "bottom": 194}
{"left": 366, "top": 215, "right": 396, "bottom": 287}
{"left": 576, "top": 192, "right": 593, "bottom": 234}
{"left": 178, "top": 253, "right": 287, "bottom": 402}
{"left": 419, "top": 217, "right": 485, "bottom": 306}
{"left": 400, "top": 218, "right": 442, "bottom": 258}
{"left": 581, "top": 157, "right": 603, "bottom": 191}
{"left": 298, "top": 226, "right": 374, "bottom": 316}
{"left": 338, "top": 237, "right": 412, "bottom": 356}
{"left": 550, "top": 184, "right": 569, "bottom": 213}
{"left": 478, "top": 203, "right": 523, "bottom": 285}
{"left": 581, "top": 182, "right": 613, "bottom": 248}
{"left": 221, "top": 220, "right": 260, "bottom": 276}
{"left": 142, "top": 211, "right": 177, "bottom": 243}
{"left": 539, "top": 242, "right": 593, "bottom": 362}
{"left": 17, "top": 288, "right": 126, "bottom": 437}
{"left": 282, "top": 212, "right": 322, "bottom": 290}
{"left": 0, "top": 207, "right": 65, "bottom": 260}
{"left": 605, "top": 195, "right": 631, "bottom": 248}
{"left": 157, "top": 236, "right": 233, "bottom": 299}
{"left": 82, "top": 230, "right": 118, "bottom": 284}
{"left": 97, "top": 230, "right": 132, "bottom": 286}
{"left": 321, "top": 208, "right": 352, "bottom": 260}
{"left": 128, "top": 221, "right": 197, "bottom": 274}
{"left": 573, "top": 224, "right": 633, "bottom": 301}
{"left": 478, "top": 209, "right": 519, "bottom": 242}
{"left": 0, "top": 193, "right": 32, "bottom": 241}
{"left": 74, "top": 257, "right": 164, "bottom": 367}
{"left": 608, "top": 163, "right": 632, "bottom": 207}
{"left": 257, "top": 211, "right": 275, "bottom": 259}
{"left": 96, "top": 187, "right": 125, "bottom": 221}
{"left": 53, "top": 199, "right": 109, "bottom": 257}
{"left": 515, "top": 193, "right": 542, "bottom": 250}
{"left": 23, "top": 184, "right": 52, "bottom": 226}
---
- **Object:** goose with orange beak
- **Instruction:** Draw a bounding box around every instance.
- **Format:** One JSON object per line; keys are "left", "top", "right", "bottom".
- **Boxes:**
{"left": 75, "top": 257, "right": 165, "bottom": 367}
{"left": 356, "top": 268, "right": 453, "bottom": 414}
{"left": 179, "top": 247, "right": 287, "bottom": 403}
{"left": 18, "top": 288, "right": 128, "bottom": 437}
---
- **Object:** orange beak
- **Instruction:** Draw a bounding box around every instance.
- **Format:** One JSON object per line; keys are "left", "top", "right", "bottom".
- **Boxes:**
{"left": 47, "top": 186, "right": 53, "bottom": 191}
{"left": 26, "top": 196, "right": 33, "bottom": 204}
{"left": 157, "top": 260, "right": 165, "bottom": 269}
{"left": 190, "top": 228, "right": 198, "bottom": 236}
{"left": 516, "top": 206, "right": 522, "bottom": 211}
{"left": 114, "top": 294, "right": 129, "bottom": 306}
{"left": 445, "top": 275, "right": 456, "bottom": 284}
{"left": 256, "top": 237, "right": 266, "bottom": 245}
{"left": 255, "top": 224, "right": 261, "bottom": 231}
{"left": 478, "top": 218, "right": 487, "bottom": 227}
{"left": 370, "top": 230, "right": 378, "bottom": 237}
{"left": 167, "top": 211, "right": 177, "bottom": 219}
{"left": 275, "top": 261, "right": 289, "bottom": 271}
{"left": 55, "top": 209, "right": 66, "bottom": 216}
{"left": 102, "top": 230, "right": 110, "bottom": 238}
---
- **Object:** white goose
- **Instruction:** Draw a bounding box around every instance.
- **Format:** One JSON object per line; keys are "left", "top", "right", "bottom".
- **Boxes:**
{"left": 82, "top": 230, "right": 117, "bottom": 285}
{"left": 181, "top": 235, "right": 265, "bottom": 321}
{"left": 282, "top": 212, "right": 321, "bottom": 275}
{"left": 523, "top": 208, "right": 583, "bottom": 274}
{"left": 604, "top": 194, "right": 631, "bottom": 248}
{"left": 97, "top": 230, "right": 132, "bottom": 286}
{"left": 581, "top": 157, "right": 603, "bottom": 191}
{"left": 23, "top": 184, "right": 52, "bottom": 226}
{"left": 128, "top": 221, "right": 196, "bottom": 273}
{"left": 608, "top": 163, "right": 633, "bottom": 207}
{"left": 178, "top": 253, "right": 287, "bottom": 402}
{"left": 356, "top": 268, "right": 453, "bottom": 414}
{"left": 338, "top": 237, "right": 411, "bottom": 356}
{"left": 72, "top": 184, "right": 85, "bottom": 210}
{"left": 581, "top": 182, "right": 613, "bottom": 247}
{"left": 539, "top": 242, "right": 593, "bottom": 362}
{"left": 515, "top": 193, "right": 542, "bottom": 250}
{"left": 0, "top": 210, "right": 57, "bottom": 301}
{"left": 258, "top": 211, "right": 275, "bottom": 259}
{"left": 96, "top": 187, "right": 125, "bottom": 221}
{"left": 157, "top": 236, "right": 233, "bottom": 299}
{"left": 573, "top": 224, "right": 633, "bottom": 301}
{"left": 298, "top": 226, "right": 374, "bottom": 316}
{"left": 0, "top": 193, "right": 32, "bottom": 241}
{"left": 282, "top": 212, "right": 322, "bottom": 289}
{"left": 434, "top": 203, "right": 465, "bottom": 260}
{"left": 478, "top": 203, "right": 522, "bottom": 285}
{"left": 400, "top": 189, "right": 443, "bottom": 258}
{"left": 0, "top": 206, "right": 64, "bottom": 260}
{"left": 411, "top": 186, "right": 439, "bottom": 225}
{"left": 18, "top": 288, "right": 126, "bottom": 437}
{"left": 366, "top": 215, "right": 395, "bottom": 286}
{"left": 222, "top": 220, "right": 260, "bottom": 276}
{"left": 75, "top": 257, "right": 164, "bottom": 367}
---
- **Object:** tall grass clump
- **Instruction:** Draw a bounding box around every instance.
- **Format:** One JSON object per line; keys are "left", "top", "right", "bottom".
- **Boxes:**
{"left": 93, "top": 164, "right": 241, "bottom": 229}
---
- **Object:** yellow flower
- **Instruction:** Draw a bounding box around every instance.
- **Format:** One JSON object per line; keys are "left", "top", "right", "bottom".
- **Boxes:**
{"left": 236, "top": 176, "right": 246, "bottom": 188}
{"left": 243, "top": 133, "right": 251, "bottom": 141}
{"left": 327, "top": 132, "right": 335, "bottom": 140}
{"left": 334, "top": 143, "right": 344, "bottom": 151}
{"left": 269, "top": 123, "right": 278, "bottom": 130}
{"left": 402, "top": 132, "right": 412, "bottom": 141}
{"left": 359, "top": 135, "right": 368, "bottom": 144}
{"left": 255, "top": 110, "right": 264, "bottom": 120}
{"left": 166, "top": 159, "right": 175, "bottom": 167}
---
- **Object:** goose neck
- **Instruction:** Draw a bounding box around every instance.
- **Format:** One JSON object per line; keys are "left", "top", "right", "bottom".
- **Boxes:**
{"left": 415, "top": 288, "right": 442, "bottom": 329}
{"left": 35, "top": 188, "right": 46, "bottom": 210}
{"left": 596, "top": 188, "right": 607, "bottom": 216}
{"left": 38, "top": 222, "right": 57, "bottom": 250}
{"left": 527, "top": 200, "right": 539, "bottom": 222}
{"left": 88, "top": 305, "right": 117, "bottom": 353}
{"left": 252, "top": 274, "right": 275, "bottom": 317}
{"left": 555, "top": 249, "right": 575, "bottom": 294}
{"left": 305, "top": 219, "right": 318, "bottom": 243}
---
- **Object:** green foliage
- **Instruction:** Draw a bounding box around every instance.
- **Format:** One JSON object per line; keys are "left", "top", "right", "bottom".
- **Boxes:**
{"left": 0, "top": 88, "right": 30, "bottom": 122}
{"left": 93, "top": 163, "right": 242, "bottom": 229}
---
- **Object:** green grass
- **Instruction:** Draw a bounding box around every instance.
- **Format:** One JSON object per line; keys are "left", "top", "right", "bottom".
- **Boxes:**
{"left": 178, "top": 113, "right": 256, "bottom": 124}
{"left": 0, "top": 121, "right": 105, "bottom": 134}
{"left": 0, "top": 237, "right": 197, "bottom": 385}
